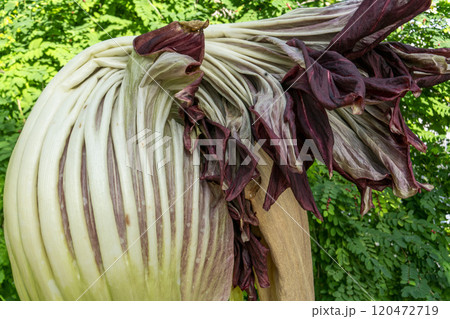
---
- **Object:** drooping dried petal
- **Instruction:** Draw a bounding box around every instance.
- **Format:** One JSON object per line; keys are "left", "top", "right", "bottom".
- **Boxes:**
{"left": 134, "top": 20, "right": 208, "bottom": 63}
{"left": 248, "top": 0, "right": 446, "bottom": 217}
{"left": 285, "top": 39, "right": 366, "bottom": 113}
{"left": 386, "top": 42, "right": 450, "bottom": 87}
{"left": 328, "top": 0, "right": 432, "bottom": 59}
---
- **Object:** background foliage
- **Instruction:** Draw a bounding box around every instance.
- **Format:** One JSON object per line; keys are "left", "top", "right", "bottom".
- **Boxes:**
{"left": 0, "top": 0, "right": 449, "bottom": 300}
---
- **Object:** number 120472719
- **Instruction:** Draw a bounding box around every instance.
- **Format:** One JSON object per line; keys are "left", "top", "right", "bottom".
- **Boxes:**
{"left": 372, "top": 305, "right": 438, "bottom": 316}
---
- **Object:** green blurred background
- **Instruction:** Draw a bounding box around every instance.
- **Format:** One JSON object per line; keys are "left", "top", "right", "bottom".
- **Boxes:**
{"left": 0, "top": 0, "right": 449, "bottom": 300}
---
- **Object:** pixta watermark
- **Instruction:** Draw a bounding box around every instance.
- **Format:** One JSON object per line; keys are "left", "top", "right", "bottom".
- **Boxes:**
{"left": 126, "top": 129, "right": 324, "bottom": 175}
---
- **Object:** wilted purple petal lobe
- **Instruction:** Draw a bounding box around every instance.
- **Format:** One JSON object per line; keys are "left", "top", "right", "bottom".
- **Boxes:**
{"left": 134, "top": 21, "right": 208, "bottom": 62}
{"left": 250, "top": 0, "right": 449, "bottom": 219}
{"left": 328, "top": 0, "right": 432, "bottom": 59}
{"left": 386, "top": 42, "right": 450, "bottom": 87}
{"left": 286, "top": 39, "right": 366, "bottom": 112}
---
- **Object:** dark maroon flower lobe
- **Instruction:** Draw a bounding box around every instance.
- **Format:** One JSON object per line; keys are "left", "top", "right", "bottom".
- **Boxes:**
{"left": 328, "top": 0, "right": 432, "bottom": 60}
{"left": 134, "top": 20, "right": 209, "bottom": 63}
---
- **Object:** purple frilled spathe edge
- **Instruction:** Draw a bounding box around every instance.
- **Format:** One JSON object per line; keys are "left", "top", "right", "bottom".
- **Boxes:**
{"left": 252, "top": 0, "right": 449, "bottom": 218}
{"left": 133, "top": 0, "right": 449, "bottom": 299}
